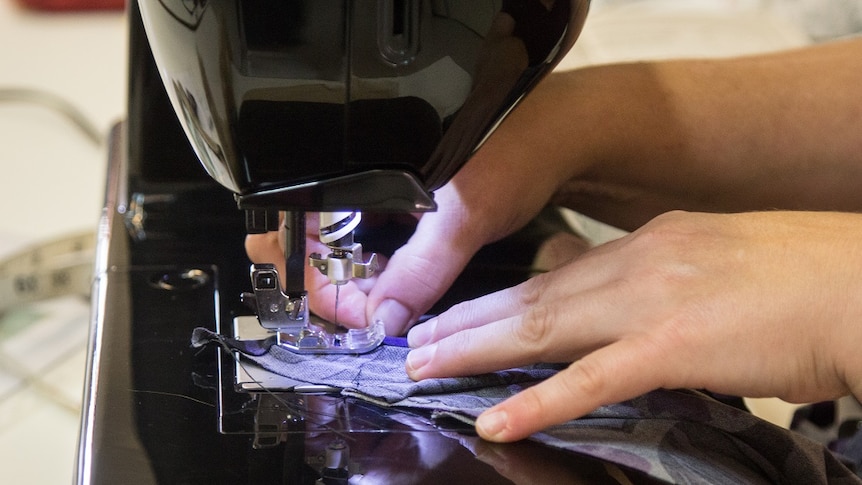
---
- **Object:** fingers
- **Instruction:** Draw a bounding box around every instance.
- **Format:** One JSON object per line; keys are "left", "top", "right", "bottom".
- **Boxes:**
{"left": 401, "top": 244, "right": 679, "bottom": 443}
{"left": 405, "top": 238, "right": 634, "bottom": 348}
{"left": 475, "top": 338, "right": 666, "bottom": 442}
{"left": 407, "top": 284, "right": 671, "bottom": 443}
{"left": 400, "top": 210, "right": 862, "bottom": 443}
{"left": 406, "top": 278, "right": 638, "bottom": 381}
{"left": 245, "top": 232, "right": 285, "bottom": 277}
{"left": 406, "top": 282, "right": 528, "bottom": 348}
{"left": 367, "top": 236, "right": 474, "bottom": 335}
{"left": 365, "top": 130, "right": 574, "bottom": 335}
{"left": 366, "top": 202, "right": 484, "bottom": 336}
{"left": 244, "top": 215, "right": 376, "bottom": 329}
{"left": 406, "top": 276, "right": 566, "bottom": 349}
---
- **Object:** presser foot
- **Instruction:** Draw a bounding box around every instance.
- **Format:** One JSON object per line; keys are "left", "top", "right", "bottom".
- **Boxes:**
{"left": 241, "top": 263, "right": 385, "bottom": 354}
{"left": 274, "top": 316, "right": 385, "bottom": 355}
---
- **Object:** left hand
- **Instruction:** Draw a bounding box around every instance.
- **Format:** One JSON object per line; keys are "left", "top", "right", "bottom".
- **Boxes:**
{"left": 405, "top": 210, "right": 862, "bottom": 442}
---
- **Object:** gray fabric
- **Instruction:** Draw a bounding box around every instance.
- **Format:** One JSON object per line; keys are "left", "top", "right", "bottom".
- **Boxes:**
{"left": 265, "top": 339, "right": 560, "bottom": 411}
{"left": 192, "top": 327, "right": 861, "bottom": 483}
{"left": 535, "top": 390, "right": 860, "bottom": 484}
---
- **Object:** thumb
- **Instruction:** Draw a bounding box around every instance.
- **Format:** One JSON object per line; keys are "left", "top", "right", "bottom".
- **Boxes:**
{"left": 367, "top": 207, "right": 483, "bottom": 336}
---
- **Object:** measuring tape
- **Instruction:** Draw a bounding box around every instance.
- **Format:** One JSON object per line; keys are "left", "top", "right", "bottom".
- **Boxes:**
{"left": 0, "top": 231, "right": 96, "bottom": 313}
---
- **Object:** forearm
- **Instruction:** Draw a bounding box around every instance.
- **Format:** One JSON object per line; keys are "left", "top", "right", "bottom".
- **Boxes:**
{"left": 493, "top": 37, "right": 862, "bottom": 231}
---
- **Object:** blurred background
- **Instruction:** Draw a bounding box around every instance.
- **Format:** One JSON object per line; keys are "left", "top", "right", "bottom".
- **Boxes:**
{"left": 0, "top": 0, "right": 859, "bottom": 483}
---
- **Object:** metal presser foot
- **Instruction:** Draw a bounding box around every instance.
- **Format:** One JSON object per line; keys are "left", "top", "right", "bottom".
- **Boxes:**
{"left": 241, "top": 263, "right": 385, "bottom": 354}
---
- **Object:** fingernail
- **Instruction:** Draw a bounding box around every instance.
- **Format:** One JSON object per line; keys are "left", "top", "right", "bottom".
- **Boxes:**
{"left": 406, "top": 343, "right": 436, "bottom": 376}
{"left": 372, "top": 299, "right": 412, "bottom": 336}
{"left": 407, "top": 318, "right": 436, "bottom": 348}
{"left": 476, "top": 409, "right": 508, "bottom": 440}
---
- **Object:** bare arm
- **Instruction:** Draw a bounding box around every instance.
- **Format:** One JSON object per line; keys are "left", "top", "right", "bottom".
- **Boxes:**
{"left": 476, "top": 37, "right": 862, "bottom": 231}
{"left": 247, "top": 37, "right": 862, "bottom": 339}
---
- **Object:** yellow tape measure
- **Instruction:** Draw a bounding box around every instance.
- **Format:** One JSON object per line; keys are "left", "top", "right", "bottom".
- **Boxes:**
{"left": 0, "top": 231, "right": 96, "bottom": 313}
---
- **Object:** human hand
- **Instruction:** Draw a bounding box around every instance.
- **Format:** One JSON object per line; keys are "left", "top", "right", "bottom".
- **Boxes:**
{"left": 245, "top": 84, "right": 580, "bottom": 335}
{"left": 242, "top": 194, "right": 512, "bottom": 334}
{"left": 404, "top": 210, "right": 862, "bottom": 442}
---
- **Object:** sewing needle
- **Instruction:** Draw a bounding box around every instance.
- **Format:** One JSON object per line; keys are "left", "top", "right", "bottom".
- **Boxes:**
{"left": 334, "top": 284, "right": 340, "bottom": 325}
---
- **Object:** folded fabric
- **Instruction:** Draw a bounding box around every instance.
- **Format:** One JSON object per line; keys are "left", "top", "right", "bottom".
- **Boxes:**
{"left": 192, "top": 327, "right": 559, "bottom": 414}
{"left": 192, "top": 327, "right": 860, "bottom": 484}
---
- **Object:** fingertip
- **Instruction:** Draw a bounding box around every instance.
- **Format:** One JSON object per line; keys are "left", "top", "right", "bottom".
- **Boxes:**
{"left": 476, "top": 408, "right": 514, "bottom": 442}
{"left": 406, "top": 318, "right": 437, "bottom": 348}
{"left": 473, "top": 354, "right": 634, "bottom": 443}
{"left": 371, "top": 298, "right": 414, "bottom": 336}
{"left": 476, "top": 391, "right": 551, "bottom": 443}
{"left": 367, "top": 213, "right": 481, "bottom": 337}
{"left": 405, "top": 343, "right": 437, "bottom": 380}
{"left": 244, "top": 232, "right": 281, "bottom": 264}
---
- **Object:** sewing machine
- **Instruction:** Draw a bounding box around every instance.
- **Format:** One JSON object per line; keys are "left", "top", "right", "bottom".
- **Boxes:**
{"left": 135, "top": 0, "right": 589, "bottom": 355}
{"left": 73, "top": 1, "right": 671, "bottom": 483}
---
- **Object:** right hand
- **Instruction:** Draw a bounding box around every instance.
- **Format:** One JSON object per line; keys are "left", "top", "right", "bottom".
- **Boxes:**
{"left": 404, "top": 210, "right": 862, "bottom": 442}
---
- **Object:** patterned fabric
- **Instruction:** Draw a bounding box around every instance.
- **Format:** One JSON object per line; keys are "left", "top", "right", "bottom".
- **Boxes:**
{"left": 192, "top": 327, "right": 861, "bottom": 483}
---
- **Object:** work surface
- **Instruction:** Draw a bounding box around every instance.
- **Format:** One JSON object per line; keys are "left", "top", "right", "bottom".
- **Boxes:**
{"left": 0, "top": 1, "right": 844, "bottom": 483}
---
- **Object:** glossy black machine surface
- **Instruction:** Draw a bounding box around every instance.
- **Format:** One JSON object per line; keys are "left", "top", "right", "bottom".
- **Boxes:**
{"left": 75, "top": 2, "right": 661, "bottom": 483}
{"left": 136, "top": 0, "right": 589, "bottom": 212}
